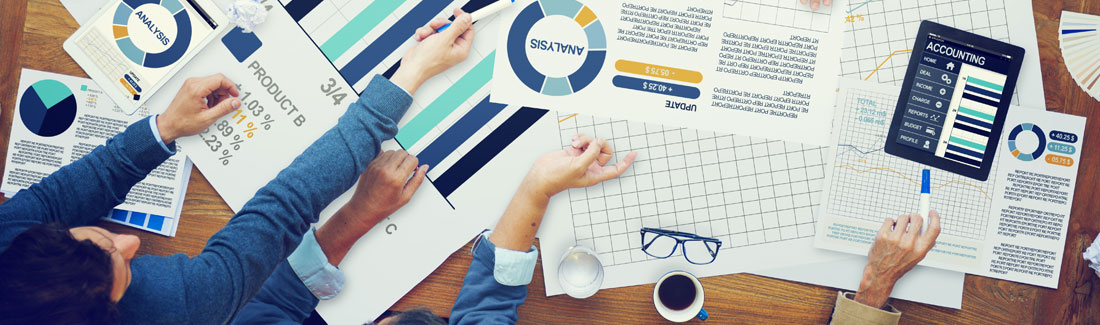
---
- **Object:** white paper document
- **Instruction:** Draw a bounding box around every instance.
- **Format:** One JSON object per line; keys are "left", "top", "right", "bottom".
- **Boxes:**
{"left": 815, "top": 78, "right": 1085, "bottom": 288}
{"left": 1, "top": 69, "right": 191, "bottom": 236}
{"left": 838, "top": 0, "right": 1045, "bottom": 108}
{"left": 144, "top": 1, "right": 561, "bottom": 322}
{"left": 538, "top": 112, "right": 843, "bottom": 295}
{"left": 490, "top": 0, "right": 849, "bottom": 145}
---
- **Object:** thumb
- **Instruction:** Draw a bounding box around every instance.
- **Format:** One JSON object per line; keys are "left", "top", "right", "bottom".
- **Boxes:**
{"left": 207, "top": 97, "right": 241, "bottom": 118}
{"left": 402, "top": 165, "right": 428, "bottom": 201}
{"left": 443, "top": 13, "right": 473, "bottom": 41}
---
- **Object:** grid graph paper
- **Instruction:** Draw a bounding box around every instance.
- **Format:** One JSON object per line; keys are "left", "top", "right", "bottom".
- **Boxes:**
{"left": 827, "top": 87, "right": 996, "bottom": 241}
{"left": 841, "top": 0, "right": 1011, "bottom": 85}
{"left": 722, "top": 0, "right": 834, "bottom": 33}
{"left": 557, "top": 113, "right": 827, "bottom": 266}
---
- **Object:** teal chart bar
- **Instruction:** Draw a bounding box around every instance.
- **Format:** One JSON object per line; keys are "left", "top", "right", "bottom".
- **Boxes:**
{"left": 395, "top": 51, "right": 495, "bottom": 148}
{"left": 319, "top": 0, "right": 406, "bottom": 61}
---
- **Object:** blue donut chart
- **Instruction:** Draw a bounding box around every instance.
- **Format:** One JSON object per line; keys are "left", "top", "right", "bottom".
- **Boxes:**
{"left": 507, "top": 0, "right": 606, "bottom": 96}
{"left": 1007, "top": 123, "right": 1046, "bottom": 161}
{"left": 113, "top": 0, "right": 192, "bottom": 68}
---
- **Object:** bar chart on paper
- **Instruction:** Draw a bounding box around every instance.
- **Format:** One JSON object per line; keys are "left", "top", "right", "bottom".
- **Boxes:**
{"left": 826, "top": 82, "right": 996, "bottom": 241}
{"left": 840, "top": 0, "right": 1038, "bottom": 106}
{"left": 282, "top": 0, "right": 548, "bottom": 201}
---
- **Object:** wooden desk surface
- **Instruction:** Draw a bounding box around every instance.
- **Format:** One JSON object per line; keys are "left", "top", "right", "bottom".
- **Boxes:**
{"left": 2, "top": 0, "right": 1098, "bottom": 323}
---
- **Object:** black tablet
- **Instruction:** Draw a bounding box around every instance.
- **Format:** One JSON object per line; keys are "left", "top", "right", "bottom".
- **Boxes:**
{"left": 884, "top": 20, "right": 1024, "bottom": 181}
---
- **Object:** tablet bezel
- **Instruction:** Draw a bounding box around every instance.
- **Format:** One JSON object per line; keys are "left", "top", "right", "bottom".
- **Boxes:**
{"left": 884, "top": 20, "right": 1025, "bottom": 181}
{"left": 63, "top": 0, "right": 228, "bottom": 115}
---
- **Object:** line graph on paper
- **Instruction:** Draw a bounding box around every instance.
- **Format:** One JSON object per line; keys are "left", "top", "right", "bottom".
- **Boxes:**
{"left": 722, "top": 0, "right": 833, "bottom": 33}
{"left": 826, "top": 86, "right": 996, "bottom": 241}
{"left": 839, "top": 0, "right": 1029, "bottom": 107}
{"left": 556, "top": 113, "right": 827, "bottom": 266}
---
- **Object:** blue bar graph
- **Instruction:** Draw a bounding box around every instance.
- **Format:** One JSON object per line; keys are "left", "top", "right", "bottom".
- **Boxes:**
{"left": 339, "top": 0, "right": 450, "bottom": 86}
{"left": 395, "top": 52, "right": 496, "bottom": 148}
{"left": 379, "top": 0, "right": 500, "bottom": 80}
{"left": 435, "top": 107, "right": 548, "bottom": 197}
{"left": 319, "top": 0, "right": 406, "bottom": 61}
{"left": 416, "top": 95, "right": 507, "bottom": 169}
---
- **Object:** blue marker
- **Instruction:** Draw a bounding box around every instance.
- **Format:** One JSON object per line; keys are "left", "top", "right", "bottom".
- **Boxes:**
{"left": 436, "top": 0, "right": 515, "bottom": 32}
{"left": 919, "top": 169, "right": 931, "bottom": 232}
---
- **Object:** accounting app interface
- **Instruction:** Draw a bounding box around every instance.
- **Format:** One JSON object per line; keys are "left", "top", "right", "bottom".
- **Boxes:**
{"left": 895, "top": 33, "right": 1012, "bottom": 168}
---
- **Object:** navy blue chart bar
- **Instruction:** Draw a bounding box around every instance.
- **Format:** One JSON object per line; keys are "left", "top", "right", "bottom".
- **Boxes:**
{"left": 416, "top": 96, "right": 508, "bottom": 169}
{"left": 964, "top": 84, "right": 1001, "bottom": 100}
{"left": 611, "top": 75, "right": 701, "bottom": 99}
{"left": 434, "top": 107, "right": 548, "bottom": 197}
{"left": 955, "top": 114, "right": 993, "bottom": 130}
{"left": 340, "top": 0, "right": 450, "bottom": 86}
{"left": 952, "top": 121, "right": 991, "bottom": 137}
{"left": 380, "top": 0, "right": 500, "bottom": 80}
{"left": 961, "top": 92, "right": 999, "bottom": 107}
{"left": 947, "top": 144, "right": 984, "bottom": 160}
{"left": 945, "top": 151, "right": 982, "bottom": 167}
{"left": 286, "top": 0, "right": 323, "bottom": 22}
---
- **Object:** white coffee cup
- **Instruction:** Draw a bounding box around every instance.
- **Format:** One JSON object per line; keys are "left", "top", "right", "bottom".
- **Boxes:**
{"left": 653, "top": 271, "right": 708, "bottom": 322}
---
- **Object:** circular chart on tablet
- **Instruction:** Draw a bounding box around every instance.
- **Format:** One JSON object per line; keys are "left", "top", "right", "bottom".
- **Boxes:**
{"left": 20, "top": 79, "right": 77, "bottom": 137}
{"left": 112, "top": 0, "right": 193, "bottom": 68}
{"left": 507, "top": 0, "right": 606, "bottom": 96}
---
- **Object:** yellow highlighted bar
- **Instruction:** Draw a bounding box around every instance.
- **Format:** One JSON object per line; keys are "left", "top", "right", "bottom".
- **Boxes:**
{"left": 112, "top": 25, "right": 128, "bottom": 39}
{"left": 119, "top": 78, "right": 137, "bottom": 95}
{"left": 615, "top": 60, "right": 703, "bottom": 83}
{"left": 575, "top": 6, "right": 597, "bottom": 27}
{"left": 1045, "top": 154, "right": 1074, "bottom": 167}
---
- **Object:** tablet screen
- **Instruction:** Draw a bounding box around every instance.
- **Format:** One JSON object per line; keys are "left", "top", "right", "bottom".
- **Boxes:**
{"left": 894, "top": 32, "right": 1014, "bottom": 168}
{"left": 73, "top": 0, "right": 219, "bottom": 105}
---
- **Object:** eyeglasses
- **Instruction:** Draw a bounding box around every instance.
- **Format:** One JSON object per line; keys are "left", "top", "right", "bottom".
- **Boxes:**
{"left": 640, "top": 227, "right": 722, "bottom": 265}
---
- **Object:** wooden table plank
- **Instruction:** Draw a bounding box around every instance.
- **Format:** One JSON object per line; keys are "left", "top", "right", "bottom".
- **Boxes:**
{"left": 3, "top": 0, "right": 1098, "bottom": 323}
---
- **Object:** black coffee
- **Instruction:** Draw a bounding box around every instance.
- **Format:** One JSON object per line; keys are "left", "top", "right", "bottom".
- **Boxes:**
{"left": 658, "top": 274, "right": 696, "bottom": 311}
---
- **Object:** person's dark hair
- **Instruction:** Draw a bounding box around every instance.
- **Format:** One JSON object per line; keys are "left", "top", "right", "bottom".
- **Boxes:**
{"left": 391, "top": 308, "right": 447, "bottom": 325}
{"left": 0, "top": 224, "right": 119, "bottom": 324}
{"left": 369, "top": 308, "right": 446, "bottom": 325}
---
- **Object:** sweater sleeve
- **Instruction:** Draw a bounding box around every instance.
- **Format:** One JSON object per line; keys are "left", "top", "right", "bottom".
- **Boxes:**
{"left": 829, "top": 291, "right": 901, "bottom": 325}
{"left": 231, "top": 261, "right": 319, "bottom": 325}
{"left": 118, "top": 75, "right": 412, "bottom": 324}
{"left": 0, "top": 116, "right": 172, "bottom": 250}
{"left": 449, "top": 234, "right": 534, "bottom": 325}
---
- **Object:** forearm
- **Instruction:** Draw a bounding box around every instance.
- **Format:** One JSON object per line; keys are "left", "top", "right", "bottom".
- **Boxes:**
{"left": 314, "top": 205, "right": 379, "bottom": 266}
{"left": 186, "top": 75, "right": 411, "bottom": 323}
{"left": 854, "top": 267, "right": 895, "bottom": 308}
{"left": 488, "top": 177, "right": 550, "bottom": 251}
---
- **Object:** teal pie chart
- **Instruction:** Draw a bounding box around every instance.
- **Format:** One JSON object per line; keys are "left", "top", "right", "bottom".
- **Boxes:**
{"left": 20, "top": 79, "right": 77, "bottom": 137}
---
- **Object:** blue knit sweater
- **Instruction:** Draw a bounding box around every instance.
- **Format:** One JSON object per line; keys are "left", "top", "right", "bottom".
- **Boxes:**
{"left": 0, "top": 75, "right": 411, "bottom": 324}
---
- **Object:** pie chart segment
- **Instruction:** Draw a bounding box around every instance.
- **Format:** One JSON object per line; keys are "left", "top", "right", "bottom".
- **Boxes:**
{"left": 20, "top": 79, "right": 77, "bottom": 137}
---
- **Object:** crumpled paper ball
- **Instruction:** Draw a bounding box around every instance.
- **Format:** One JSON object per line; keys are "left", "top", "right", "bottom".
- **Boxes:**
{"left": 226, "top": 0, "right": 267, "bottom": 33}
{"left": 1085, "top": 234, "right": 1100, "bottom": 279}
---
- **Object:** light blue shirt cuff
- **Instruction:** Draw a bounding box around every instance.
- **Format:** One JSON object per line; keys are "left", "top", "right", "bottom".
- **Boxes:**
{"left": 478, "top": 231, "right": 539, "bottom": 286}
{"left": 287, "top": 228, "right": 345, "bottom": 300}
{"left": 147, "top": 114, "right": 176, "bottom": 155}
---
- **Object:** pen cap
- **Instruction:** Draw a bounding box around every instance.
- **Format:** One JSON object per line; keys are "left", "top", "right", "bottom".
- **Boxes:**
{"left": 921, "top": 169, "right": 930, "bottom": 194}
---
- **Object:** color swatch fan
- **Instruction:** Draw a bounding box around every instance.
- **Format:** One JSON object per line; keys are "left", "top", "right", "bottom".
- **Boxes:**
{"left": 1060, "top": 11, "right": 1100, "bottom": 101}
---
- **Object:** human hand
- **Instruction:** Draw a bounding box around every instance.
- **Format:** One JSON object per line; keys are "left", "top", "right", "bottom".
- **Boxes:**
{"left": 522, "top": 134, "right": 637, "bottom": 199}
{"left": 316, "top": 151, "right": 427, "bottom": 265}
{"left": 799, "top": 0, "right": 832, "bottom": 11}
{"left": 855, "top": 211, "right": 942, "bottom": 308}
{"left": 157, "top": 74, "right": 241, "bottom": 143}
{"left": 390, "top": 8, "right": 475, "bottom": 94}
{"left": 343, "top": 150, "right": 428, "bottom": 230}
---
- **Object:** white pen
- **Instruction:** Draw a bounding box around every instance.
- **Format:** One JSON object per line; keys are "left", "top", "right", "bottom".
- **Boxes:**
{"left": 436, "top": 0, "right": 516, "bottom": 32}
{"left": 920, "top": 169, "right": 931, "bottom": 232}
